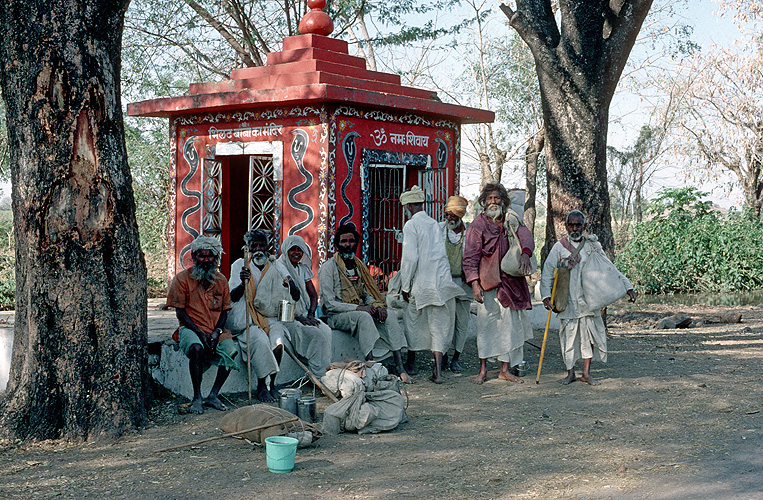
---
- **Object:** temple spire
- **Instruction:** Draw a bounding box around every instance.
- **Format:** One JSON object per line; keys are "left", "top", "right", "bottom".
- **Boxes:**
{"left": 298, "top": 0, "right": 334, "bottom": 36}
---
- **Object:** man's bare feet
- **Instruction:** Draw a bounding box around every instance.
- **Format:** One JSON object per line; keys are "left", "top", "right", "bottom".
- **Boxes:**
{"left": 560, "top": 371, "right": 576, "bottom": 385}
{"left": 189, "top": 398, "right": 204, "bottom": 414}
{"left": 256, "top": 386, "right": 277, "bottom": 402}
{"left": 399, "top": 372, "right": 414, "bottom": 384}
{"left": 580, "top": 374, "right": 599, "bottom": 386}
{"left": 472, "top": 373, "right": 487, "bottom": 385}
{"left": 270, "top": 386, "right": 280, "bottom": 400}
{"left": 430, "top": 374, "right": 443, "bottom": 384}
{"left": 203, "top": 395, "right": 228, "bottom": 411}
{"left": 403, "top": 362, "right": 418, "bottom": 376}
{"left": 498, "top": 370, "right": 524, "bottom": 383}
{"left": 450, "top": 359, "right": 464, "bottom": 373}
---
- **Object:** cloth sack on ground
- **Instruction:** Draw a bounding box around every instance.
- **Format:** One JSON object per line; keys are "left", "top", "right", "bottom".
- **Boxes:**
{"left": 321, "top": 368, "right": 364, "bottom": 399}
{"left": 322, "top": 373, "right": 407, "bottom": 435}
{"left": 581, "top": 240, "right": 629, "bottom": 312}
{"left": 219, "top": 405, "right": 315, "bottom": 447}
{"left": 321, "top": 361, "right": 389, "bottom": 398}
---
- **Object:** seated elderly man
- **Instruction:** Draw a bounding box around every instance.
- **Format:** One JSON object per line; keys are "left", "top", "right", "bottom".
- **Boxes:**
{"left": 167, "top": 236, "right": 239, "bottom": 415}
{"left": 318, "top": 223, "right": 411, "bottom": 383}
{"left": 276, "top": 235, "right": 333, "bottom": 381}
{"left": 227, "top": 229, "right": 294, "bottom": 402}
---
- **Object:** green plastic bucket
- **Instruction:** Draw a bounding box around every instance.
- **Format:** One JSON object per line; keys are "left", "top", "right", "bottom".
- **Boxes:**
{"left": 264, "top": 436, "right": 299, "bottom": 473}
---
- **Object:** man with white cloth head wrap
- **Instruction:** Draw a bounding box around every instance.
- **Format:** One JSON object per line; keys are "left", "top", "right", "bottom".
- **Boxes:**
{"left": 227, "top": 229, "right": 295, "bottom": 402}
{"left": 276, "top": 235, "right": 333, "bottom": 381}
{"left": 462, "top": 183, "right": 534, "bottom": 385}
{"left": 318, "top": 223, "right": 411, "bottom": 383}
{"left": 167, "top": 236, "right": 237, "bottom": 414}
{"left": 398, "top": 185, "right": 465, "bottom": 384}
{"left": 438, "top": 195, "right": 474, "bottom": 373}
{"left": 540, "top": 210, "right": 637, "bottom": 385}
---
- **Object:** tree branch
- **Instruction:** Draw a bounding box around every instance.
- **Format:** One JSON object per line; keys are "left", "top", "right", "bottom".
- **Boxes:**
{"left": 182, "top": 0, "right": 256, "bottom": 67}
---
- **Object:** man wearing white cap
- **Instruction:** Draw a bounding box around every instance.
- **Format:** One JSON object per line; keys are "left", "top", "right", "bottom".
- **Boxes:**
{"left": 439, "top": 195, "right": 473, "bottom": 373}
{"left": 398, "top": 185, "right": 464, "bottom": 383}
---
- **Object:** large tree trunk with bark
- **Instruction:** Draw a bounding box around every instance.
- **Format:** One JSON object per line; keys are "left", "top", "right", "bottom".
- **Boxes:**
{"left": 540, "top": 81, "right": 614, "bottom": 258}
{"left": 0, "top": 0, "right": 149, "bottom": 441}
{"left": 501, "top": 0, "right": 653, "bottom": 260}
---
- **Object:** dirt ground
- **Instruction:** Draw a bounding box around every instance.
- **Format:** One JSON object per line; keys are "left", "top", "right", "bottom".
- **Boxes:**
{"left": 1, "top": 300, "right": 762, "bottom": 500}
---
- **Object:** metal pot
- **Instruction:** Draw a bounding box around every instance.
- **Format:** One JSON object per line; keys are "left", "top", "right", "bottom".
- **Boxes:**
{"left": 279, "top": 300, "right": 295, "bottom": 322}
{"left": 278, "top": 388, "right": 300, "bottom": 415}
{"left": 297, "top": 396, "right": 316, "bottom": 423}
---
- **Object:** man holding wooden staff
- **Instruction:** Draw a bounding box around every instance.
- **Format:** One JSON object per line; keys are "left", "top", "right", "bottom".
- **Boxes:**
{"left": 540, "top": 210, "right": 637, "bottom": 385}
{"left": 227, "top": 229, "right": 292, "bottom": 402}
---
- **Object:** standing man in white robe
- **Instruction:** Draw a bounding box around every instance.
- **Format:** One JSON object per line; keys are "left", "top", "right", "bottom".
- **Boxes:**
{"left": 398, "top": 185, "right": 464, "bottom": 384}
{"left": 540, "top": 210, "right": 637, "bottom": 385}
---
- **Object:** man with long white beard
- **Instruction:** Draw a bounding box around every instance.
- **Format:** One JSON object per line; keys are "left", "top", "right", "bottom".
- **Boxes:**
{"left": 398, "top": 185, "right": 464, "bottom": 384}
{"left": 167, "top": 236, "right": 239, "bottom": 414}
{"left": 318, "top": 223, "right": 411, "bottom": 383}
{"left": 540, "top": 210, "right": 637, "bottom": 385}
{"left": 438, "top": 195, "right": 473, "bottom": 373}
{"left": 463, "top": 183, "right": 534, "bottom": 385}
{"left": 227, "top": 229, "right": 294, "bottom": 402}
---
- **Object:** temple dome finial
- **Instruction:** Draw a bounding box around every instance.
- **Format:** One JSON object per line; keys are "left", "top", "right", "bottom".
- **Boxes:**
{"left": 298, "top": 0, "right": 334, "bottom": 36}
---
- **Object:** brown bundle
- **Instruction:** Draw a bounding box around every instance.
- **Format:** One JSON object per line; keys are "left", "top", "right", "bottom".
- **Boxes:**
{"left": 219, "top": 405, "right": 319, "bottom": 445}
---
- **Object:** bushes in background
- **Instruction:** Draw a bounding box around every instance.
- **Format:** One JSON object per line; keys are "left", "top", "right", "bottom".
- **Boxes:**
{"left": 616, "top": 187, "right": 763, "bottom": 294}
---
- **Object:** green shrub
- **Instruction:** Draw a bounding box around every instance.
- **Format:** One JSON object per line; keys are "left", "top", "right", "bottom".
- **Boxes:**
{"left": 616, "top": 187, "right": 763, "bottom": 294}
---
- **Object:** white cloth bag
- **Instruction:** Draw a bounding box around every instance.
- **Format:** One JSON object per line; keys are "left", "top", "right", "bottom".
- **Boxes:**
{"left": 580, "top": 243, "right": 628, "bottom": 312}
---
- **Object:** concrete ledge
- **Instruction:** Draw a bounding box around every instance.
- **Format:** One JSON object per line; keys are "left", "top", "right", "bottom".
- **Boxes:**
{"left": 150, "top": 327, "right": 393, "bottom": 400}
{"left": 0, "top": 300, "right": 555, "bottom": 396}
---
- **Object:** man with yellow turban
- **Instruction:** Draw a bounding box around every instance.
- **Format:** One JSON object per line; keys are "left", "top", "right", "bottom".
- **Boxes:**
{"left": 438, "top": 195, "right": 473, "bottom": 373}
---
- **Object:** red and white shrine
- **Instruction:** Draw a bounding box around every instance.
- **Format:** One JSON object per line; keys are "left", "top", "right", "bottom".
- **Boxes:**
{"left": 128, "top": 0, "right": 494, "bottom": 281}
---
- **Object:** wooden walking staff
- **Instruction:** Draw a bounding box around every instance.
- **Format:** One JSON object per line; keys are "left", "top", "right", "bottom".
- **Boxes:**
{"left": 243, "top": 245, "right": 252, "bottom": 405}
{"left": 536, "top": 267, "right": 559, "bottom": 384}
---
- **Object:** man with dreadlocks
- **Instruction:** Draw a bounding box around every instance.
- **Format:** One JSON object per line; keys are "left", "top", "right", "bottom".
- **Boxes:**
{"left": 167, "top": 236, "right": 239, "bottom": 414}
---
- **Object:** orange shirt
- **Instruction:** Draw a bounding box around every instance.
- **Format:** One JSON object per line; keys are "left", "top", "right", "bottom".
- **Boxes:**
{"left": 167, "top": 268, "right": 232, "bottom": 338}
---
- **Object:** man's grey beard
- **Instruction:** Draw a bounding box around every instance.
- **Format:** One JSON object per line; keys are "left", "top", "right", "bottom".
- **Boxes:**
{"left": 339, "top": 251, "right": 356, "bottom": 260}
{"left": 484, "top": 204, "right": 503, "bottom": 220}
{"left": 252, "top": 251, "right": 268, "bottom": 267}
{"left": 569, "top": 232, "right": 583, "bottom": 242}
{"left": 446, "top": 219, "right": 462, "bottom": 230}
{"left": 190, "top": 263, "right": 218, "bottom": 283}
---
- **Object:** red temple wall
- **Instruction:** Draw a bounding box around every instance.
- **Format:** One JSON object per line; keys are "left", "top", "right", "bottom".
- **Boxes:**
{"left": 166, "top": 104, "right": 460, "bottom": 280}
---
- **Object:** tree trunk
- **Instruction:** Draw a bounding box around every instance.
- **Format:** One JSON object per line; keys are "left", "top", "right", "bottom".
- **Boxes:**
{"left": 540, "top": 85, "right": 615, "bottom": 259}
{"left": 635, "top": 160, "right": 643, "bottom": 223}
{"left": 501, "top": 0, "right": 653, "bottom": 261}
{"left": 524, "top": 129, "right": 544, "bottom": 233}
{"left": 0, "top": 0, "right": 149, "bottom": 441}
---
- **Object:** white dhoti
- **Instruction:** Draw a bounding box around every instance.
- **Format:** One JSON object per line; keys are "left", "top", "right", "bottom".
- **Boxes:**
{"left": 476, "top": 288, "right": 533, "bottom": 366}
{"left": 283, "top": 320, "right": 333, "bottom": 378}
{"left": 408, "top": 298, "right": 456, "bottom": 353}
{"left": 327, "top": 310, "right": 392, "bottom": 357}
{"left": 558, "top": 315, "right": 607, "bottom": 370}
{"left": 231, "top": 320, "right": 288, "bottom": 380}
